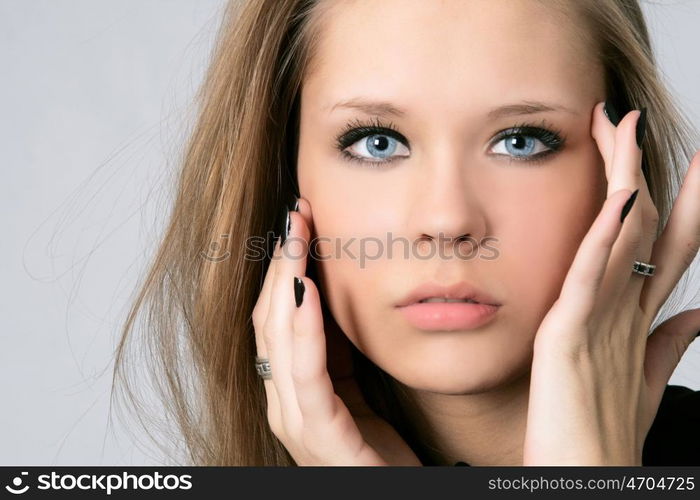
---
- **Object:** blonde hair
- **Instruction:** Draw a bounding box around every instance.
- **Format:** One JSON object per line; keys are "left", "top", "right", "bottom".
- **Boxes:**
{"left": 112, "top": 0, "right": 699, "bottom": 466}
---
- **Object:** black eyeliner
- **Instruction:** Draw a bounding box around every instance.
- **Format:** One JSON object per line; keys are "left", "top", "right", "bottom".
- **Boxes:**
{"left": 335, "top": 116, "right": 566, "bottom": 167}
{"left": 492, "top": 121, "right": 566, "bottom": 152}
{"left": 488, "top": 119, "right": 566, "bottom": 165}
{"left": 334, "top": 116, "right": 409, "bottom": 168}
{"left": 335, "top": 117, "right": 408, "bottom": 150}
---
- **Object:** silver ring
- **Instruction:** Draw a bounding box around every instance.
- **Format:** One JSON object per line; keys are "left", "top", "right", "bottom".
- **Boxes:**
{"left": 632, "top": 260, "right": 656, "bottom": 277}
{"left": 255, "top": 356, "right": 272, "bottom": 380}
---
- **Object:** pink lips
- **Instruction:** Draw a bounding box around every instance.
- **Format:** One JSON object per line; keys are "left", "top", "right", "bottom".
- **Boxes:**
{"left": 398, "top": 301, "right": 499, "bottom": 331}
{"left": 395, "top": 280, "right": 501, "bottom": 331}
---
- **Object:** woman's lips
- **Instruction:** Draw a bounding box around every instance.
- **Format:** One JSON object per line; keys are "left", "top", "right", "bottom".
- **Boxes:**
{"left": 397, "top": 301, "right": 500, "bottom": 331}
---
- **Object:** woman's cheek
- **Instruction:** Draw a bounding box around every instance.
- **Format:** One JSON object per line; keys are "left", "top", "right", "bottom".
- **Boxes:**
{"left": 313, "top": 250, "right": 369, "bottom": 347}
{"left": 311, "top": 233, "right": 402, "bottom": 350}
{"left": 508, "top": 195, "right": 602, "bottom": 325}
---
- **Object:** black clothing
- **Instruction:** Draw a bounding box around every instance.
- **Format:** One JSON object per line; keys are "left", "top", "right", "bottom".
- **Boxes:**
{"left": 641, "top": 384, "right": 700, "bottom": 465}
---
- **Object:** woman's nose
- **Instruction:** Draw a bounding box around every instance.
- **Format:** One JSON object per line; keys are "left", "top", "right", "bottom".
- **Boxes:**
{"left": 409, "top": 162, "right": 487, "bottom": 245}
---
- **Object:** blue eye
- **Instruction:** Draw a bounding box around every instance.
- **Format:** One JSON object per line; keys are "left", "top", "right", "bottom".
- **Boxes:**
{"left": 334, "top": 117, "right": 566, "bottom": 167}
{"left": 343, "top": 134, "right": 410, "bottom": 164}
{"left": 492, "top": 135, "right": 547, "bottom": 158}
{"left": 335, "top": 117, "right": 410, "bottom": 167}
{"left": 489, "top": 124, "right": 565, "bottom": 164}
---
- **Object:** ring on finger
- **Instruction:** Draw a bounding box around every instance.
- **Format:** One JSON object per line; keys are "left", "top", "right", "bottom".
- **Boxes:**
{"left": 255, "top": 355, "right": 272, "bottom": 380}
{"left": 632, "top": 260, "right": 656, "bottom": 277}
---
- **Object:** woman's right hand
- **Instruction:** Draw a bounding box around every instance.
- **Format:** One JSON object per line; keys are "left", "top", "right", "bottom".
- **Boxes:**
{"left": 251, "top": 197, "right": 422, "bottom": 466}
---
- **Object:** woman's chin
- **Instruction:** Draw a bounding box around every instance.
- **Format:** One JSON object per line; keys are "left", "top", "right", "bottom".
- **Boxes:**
{"left": 379, "top": 347, "right": 533, "bottom": 395}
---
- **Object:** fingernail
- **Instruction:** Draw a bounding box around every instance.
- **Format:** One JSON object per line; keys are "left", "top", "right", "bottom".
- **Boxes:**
{"left": 294, "top": 276, "right": 305, "bottom": 307}
{"left": 280, "top": 209, "right": 291, "bottom": 247}
{"left": 620, "top": 189, "right": 639, "bottom": 223}
{"left": 636, "top": 107, "right": 647, "bottom": 149}
{"left": 604, "top": 98, "right": 621, "bottom": 126}
{"left": 695, "top": 330, "right": 700, "bottom": 339}
{"left": 292, "top": 197, "right": 299, "bottom": 212}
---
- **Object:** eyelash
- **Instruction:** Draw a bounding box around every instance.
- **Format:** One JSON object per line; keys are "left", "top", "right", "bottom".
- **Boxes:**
{"left": 334, "top": 116, "right": 567, "bottom": 168}
{"left": 334, "top": 117, "right": 407, "bottom": 167}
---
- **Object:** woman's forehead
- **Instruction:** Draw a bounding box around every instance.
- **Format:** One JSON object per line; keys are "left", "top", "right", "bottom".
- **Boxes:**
{"left": 303, "top": 0, "right": 603, "bottom": 116}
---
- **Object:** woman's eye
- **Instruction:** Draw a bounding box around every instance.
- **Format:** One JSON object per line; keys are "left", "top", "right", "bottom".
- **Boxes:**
{"left": 342, "top": 133, "right": 410, "bottom": 164}
{"left": 488, "top": 126, "right": 565, "bottom": 163}
{"left": 491, "top": 134, "right": 549, "bottom": 158}
{"left": 335, "top": 120, "right": 564, "bottom": 167}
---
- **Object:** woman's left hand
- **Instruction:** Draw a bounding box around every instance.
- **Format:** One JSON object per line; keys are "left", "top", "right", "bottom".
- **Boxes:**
{"left": 523, "top": 101, "right": 700, "bottom": 465}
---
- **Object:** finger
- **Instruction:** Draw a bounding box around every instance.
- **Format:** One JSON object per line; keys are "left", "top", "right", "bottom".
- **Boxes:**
{"left": 291, "top": 276, "right": 338, "bottom": 428}
{"left": 296, "top": 196, "right": 323, "bottom": 281}
{"left": 253, "top": 236, "right": 282, "bottom": 358}
{"left": 593, "top": 102, "right": 656, "bottom": 243}
{"left": 592, "top": 105, "right": 651, "bottom": 310}
{"left": 594, "top": 102, "right": 661, "bottom": 329}
{"left": 290, "top": 196, "right": 353, "bottom": 381}
{"left": 592, "top": 101, "right": 616, "bottom": 177}
{"left": 606, "top": 109, "right": 643, "bottom": 197}
{"left": 252, "top": 237, "right": 284, "bottom": 428}
{"left": 644, "top": 307, "right": 700, "bottom": 406}
{"left": 617, "top": 166, "right": 659, "bottom": 330}
{"left": 295, "top": 196, "right": 316, "bottom": 237}
{"left": 290, "top": 277, "right": 388, "bottom": 465}
{"left": 593, "top": 102, "right": 654, "bottom": 215}
{"left": 557, "top": 188, "right": 637, "bottom": 324}
{"left": 639, "top": 149, "right": 700, "bottom": 317}
{"left": 264, "top": 205, "right": 312, "bottom": 431}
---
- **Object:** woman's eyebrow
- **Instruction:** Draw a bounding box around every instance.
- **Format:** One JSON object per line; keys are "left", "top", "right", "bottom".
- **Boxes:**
{"left": 487, "top": 101, "right": 579, "bottom": 119}
{"left": 328, "top": 98, "right": 405, "bottom": 118}
{"left": 327, "top": 98, "right": 579, "bottom": 118}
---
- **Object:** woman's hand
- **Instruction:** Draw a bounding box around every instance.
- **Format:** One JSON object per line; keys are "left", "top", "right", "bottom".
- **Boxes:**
{"left": 523, "top": 102, "right": 700, "bottom": 465}
{"left": 251, "top": 198, "right": 422, "bottom": 466}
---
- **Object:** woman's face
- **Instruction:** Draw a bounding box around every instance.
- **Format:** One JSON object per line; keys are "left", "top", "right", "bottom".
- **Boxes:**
{"left": 296, "top": 0, "right": 607, "bottom": 393}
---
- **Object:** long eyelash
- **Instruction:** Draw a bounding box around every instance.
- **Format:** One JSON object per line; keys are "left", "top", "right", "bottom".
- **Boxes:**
{"left": 493, "top": 118, "right": 567, "bottom": 165}
{"left": 335, "top": 117, "right": 567, "bottom": 167}
{"left": 334, "top": 117, "right": 407, "bottom": 168}
{"left": 336, "top": 116, "right": 403, "bottom": 146}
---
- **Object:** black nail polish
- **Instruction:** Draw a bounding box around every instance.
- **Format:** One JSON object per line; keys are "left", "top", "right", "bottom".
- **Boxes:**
{"left": 695, "top": 330, "right": 700, "bottom": 339}
{"left": 280, "top": 209, "right": 291, "bottom": 247}
{"left": 604, "top": 98, "right": 621, "bottom": 126}
{"left": 620, "top": 189, "right": 639, "bottom": 223}
{"left": 294, "top": 276, "right": 305, "bottom": 307}
{"left": 636, "top": 107, "right": 647, "bottom": 149}
{"left": 292, "top": 197, "right": 299, "bottom": 212}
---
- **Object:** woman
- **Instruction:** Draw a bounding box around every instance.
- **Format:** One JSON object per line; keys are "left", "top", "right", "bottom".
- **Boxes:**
{"left": 112, "top": 0, "right": 700, "bottom": 466}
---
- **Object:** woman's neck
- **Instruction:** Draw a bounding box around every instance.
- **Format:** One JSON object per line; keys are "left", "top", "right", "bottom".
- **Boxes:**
{"left": 400, "top": 371, "right": 531, "bottom": 466}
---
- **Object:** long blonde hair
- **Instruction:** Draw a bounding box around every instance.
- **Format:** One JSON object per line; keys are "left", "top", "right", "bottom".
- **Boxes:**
{"left": 111, "top": 0, "right": 699, "bottom": 466}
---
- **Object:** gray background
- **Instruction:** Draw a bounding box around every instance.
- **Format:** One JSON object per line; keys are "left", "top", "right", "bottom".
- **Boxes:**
{"left": 1, "top": 0, "right": 699, "bottom": 465}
